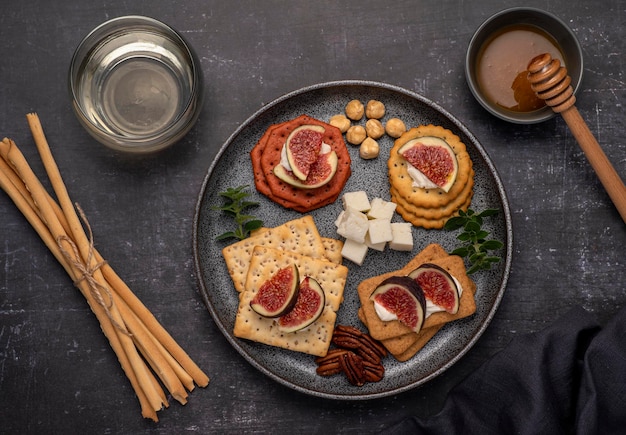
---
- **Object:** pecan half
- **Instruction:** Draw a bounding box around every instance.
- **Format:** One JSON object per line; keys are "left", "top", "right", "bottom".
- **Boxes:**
{"left": 316, "top": 361, "right": 342, "bottom": 376}
{"left": 363, "top": 360, "right": 385, "bottom": 382}
{"left": 333, "top": 325, "right": 387, "bottom": 364}
{"left": 315, "top": 325, "right": 387, "bottom": 386}
{"left": 314, "top": 348, "right": 348, "bottom": 365}
{"left": 359, "top": 332, "right": 388, "bottom": 360}
{"left": 338, "top": 351, "right": 366, "bottom": 386}
{"left": 332, "top": 334, "right": 361, "bottom": 350}
{"left": 355, "top": 344, "right": 382, "bottom": 365}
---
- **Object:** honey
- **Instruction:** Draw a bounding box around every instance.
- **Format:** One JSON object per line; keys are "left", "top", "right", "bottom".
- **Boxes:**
{"left": 476, "top": 24, "right": 564, "bottom": 112}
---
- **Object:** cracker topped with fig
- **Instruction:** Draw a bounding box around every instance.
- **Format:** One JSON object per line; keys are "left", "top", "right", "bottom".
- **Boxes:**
{"left": 251, "top": 114, "right": 352, "bottom": 213}
{"left": 388, "top": 125, "right": 475, "bottom": 229}
{"left": 356, "top": 243, "right": 477, "bottom": 361}
{"left": 224, "top": 216, "right": 348, "bottom": 357}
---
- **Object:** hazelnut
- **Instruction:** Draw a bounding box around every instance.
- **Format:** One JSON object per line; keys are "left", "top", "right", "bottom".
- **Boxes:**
{"left": 345, "top": 99, "right": 364, "bottom": 121}
{"left": 365, "top": 119, "right": 385, "bottom": 139}
{"left": 385, "top": 118, "right": 407, "bottom": 138}
{"left": 365, "top": 100, "right": 385, "bottom": 119}
{"left": 359, "top": 137, "right": 380, "bottom": 159}
{"left": 346, "top": 125, "right": 367, "bottom": 145}
{"left": 329, "top": 114, "right": 351, "bottom": 133}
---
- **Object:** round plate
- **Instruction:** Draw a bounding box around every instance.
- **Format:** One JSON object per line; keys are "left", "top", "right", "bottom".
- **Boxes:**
{"left": 193, "top": 80, "right": 513, "bottom": 400}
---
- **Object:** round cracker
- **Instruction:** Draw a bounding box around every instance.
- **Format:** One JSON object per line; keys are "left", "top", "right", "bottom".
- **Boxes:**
{"left": 251, "top": 121, "right": 304, "bottom": 210}
{"left": 393, "top": 188, "right": 473, "bottom": 229}
{"left": 390, "top": 168, "right": 475, "bottom": 220}
{"left": 259, "top": 115, "right": 352, "bottom": 212}
{"left": 388, "top": 125, "right": 473, "bottom": 209}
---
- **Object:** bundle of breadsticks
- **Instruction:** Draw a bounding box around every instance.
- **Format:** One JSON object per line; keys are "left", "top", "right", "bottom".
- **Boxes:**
{"left": 0, "top": 114, "right": 209, "bottom": 421}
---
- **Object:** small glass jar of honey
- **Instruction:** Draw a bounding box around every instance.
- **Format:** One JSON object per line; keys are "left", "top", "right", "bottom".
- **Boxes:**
{"left": 465, "top": 8, "right": 583, "bottom": 124}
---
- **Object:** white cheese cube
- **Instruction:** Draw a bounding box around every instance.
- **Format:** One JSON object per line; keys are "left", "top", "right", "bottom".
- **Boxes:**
{"left": 342, "top": 191, "right": 371, "bottom": 212}
{"left": 389, "top": 222, "right": 413, "bottom": 251}
{"left": 365, "top": 232, "right": 386, "bottom": 251}
{"left": 334, "top": 210, "right": 345, "bottom": 228}
{"left": 367, "top": 219, "right": 393, "bottom": 245}
{"left": 336, "top": 206, "right": 369, "bottom": 243}
{"left": 367, "top": 197, "right": 397, "bottom": 220}
{"left": 341, "top": 238, "right": 369, "bottom": 266}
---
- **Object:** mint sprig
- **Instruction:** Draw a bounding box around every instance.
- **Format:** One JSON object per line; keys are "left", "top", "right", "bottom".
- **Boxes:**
{"left": 212, "top": 185, "right": 264, "bottom": 241}
{"left": 444, "top": 208, "right": 504, "bottom": 274}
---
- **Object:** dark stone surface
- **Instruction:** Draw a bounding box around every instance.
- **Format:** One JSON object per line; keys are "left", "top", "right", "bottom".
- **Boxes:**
{"left": 1, "top": 1, "right": 624, "bottom": 433}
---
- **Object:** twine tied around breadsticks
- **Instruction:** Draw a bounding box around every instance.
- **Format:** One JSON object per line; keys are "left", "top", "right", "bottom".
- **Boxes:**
{"left": 57, "top": 203, "right": 131, "bottom": 336}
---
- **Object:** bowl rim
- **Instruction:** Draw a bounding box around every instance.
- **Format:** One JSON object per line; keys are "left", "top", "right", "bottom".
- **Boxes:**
{"left": 465, "top": 7, "right": 584, "bottom": 124}
{"left": 68, "top": 15, "right": 204, "bottom": 153}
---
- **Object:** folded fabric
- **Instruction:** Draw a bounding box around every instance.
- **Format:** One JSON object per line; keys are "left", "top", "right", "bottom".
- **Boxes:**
{"left": 383, "top": 305, "right": 626, "bottom": 434}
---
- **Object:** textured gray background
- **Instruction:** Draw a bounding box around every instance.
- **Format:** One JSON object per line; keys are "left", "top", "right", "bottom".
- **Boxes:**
{"left": 1, "top": 1, "right": 625, "bottom": 433}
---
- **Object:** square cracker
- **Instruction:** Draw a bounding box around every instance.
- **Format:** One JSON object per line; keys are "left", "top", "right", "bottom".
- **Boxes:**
{"left": 222, "top": 216, "right": 326, "bottom": 292}
{"left": 233, "top": 245, "right": 348, "bottom": 356}
{"left": 375, "top": 274, "right": 475, "bottom": 359}
{"left": 358, "top": 306, "right": 439, "bottom": 361}
{"left": 251, "top": 227, "right": 344, "bottom": 265}
{"left": 358, "top": 243, "right": 476, "bottom": 342}
{"left": 391, "top": 326, "right": 443, "bottom": 362}
{"left": 320, "top": 237, "right": 344, "bottom": 264}
{"left": 244, "top": 245, "right": 348, "bottom": 311}
{"left": 358, "top": 307, "right": 429, "bottom": 358}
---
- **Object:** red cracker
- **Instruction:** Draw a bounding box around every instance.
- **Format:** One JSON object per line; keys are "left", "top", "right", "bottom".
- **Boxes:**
{"left": 257, "top": 115, "right": 352, "bottom": 212}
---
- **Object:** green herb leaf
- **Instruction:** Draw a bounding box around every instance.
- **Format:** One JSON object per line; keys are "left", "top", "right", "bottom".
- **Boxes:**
{"left": 215, "top": 231, "right": 237, "bottom": 241}
{"left": 443, "top": 216, "right": 466, "bottom": 230}
{"left": 444, "top": 208, "right": 503, "bottom": 274}
{"left": 477, "top": 209, "right": 499, "bottom": 217}
{"left": 244, "top": 219, "right": 264, "bottom": 232}
{"left": 481, "top": 240, "right": 504, "bottom": 251}
{"left": 211, "top": 185, "right": 264, "bottom": 241}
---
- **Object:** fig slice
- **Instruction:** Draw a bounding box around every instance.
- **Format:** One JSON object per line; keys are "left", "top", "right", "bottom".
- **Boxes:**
{"left": 273, "top": 150, "right": 338, "bottom": 189}
{"left": 286, "top": 125, "right": 325, "bottom": 181}
{"left": 408, "top": 263, "right": 460, "bottom": 314}
{"left": 250, "top": 264, "right": 300, "bottom": 318}
{"left": 369, "top": 276, "right": 426, "bottom": 333}
{"left": 277, "top": 276, "right": 326, "bottom": 332}
{"left": 397, "top": 136, "right": 459, "bottom": 192}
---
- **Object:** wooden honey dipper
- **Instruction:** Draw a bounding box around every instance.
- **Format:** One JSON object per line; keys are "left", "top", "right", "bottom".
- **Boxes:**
{"left": 527, "top": 53, "right": 626, "bottom": 222}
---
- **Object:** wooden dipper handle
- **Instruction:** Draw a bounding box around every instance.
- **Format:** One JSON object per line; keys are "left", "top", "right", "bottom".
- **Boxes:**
{"left": 528, "top": 53, "right": 626, "bottom": 223}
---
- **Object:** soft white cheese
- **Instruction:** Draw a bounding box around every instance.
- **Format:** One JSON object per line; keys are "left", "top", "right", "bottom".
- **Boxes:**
{"left": 342, "top": 191, "right": 371, "bottom": 212}
{"left": 389, "top": 222, "right": 413, "bottom": 251}
{"left": 373, "top": 300, "right": 398, "bottom": 321}
{"left": 424, "top": 300, "right": 443, "bottom": 317}
{"left": 367, "top": 219, "right": 393, "bottom": 245}
{"left": 407, "top": 165, "right": 439, "bottom": 190}
{"left": 340, "top": 238, "right": 369, "bottom": 266}
{"left": 367, "top": 197, "right": 397, "bottom": 220}
{"left": 336, "top": 206, "right": 369, "bottom": 243}
{"left": 280, "top": 143, "right": 291, "bottom": 170}
{"left": 280, "top": 142, "right": 331, "bottom": 172}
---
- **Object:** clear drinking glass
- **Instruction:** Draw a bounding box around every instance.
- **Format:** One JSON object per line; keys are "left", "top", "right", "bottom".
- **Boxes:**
{"left": 69, "top": 16, "right": 203, "bottom": 153}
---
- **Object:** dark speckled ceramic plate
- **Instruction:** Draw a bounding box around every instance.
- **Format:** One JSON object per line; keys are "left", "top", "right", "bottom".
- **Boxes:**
{"left": 193, "top": 81, "right": 513, "bottom": 400}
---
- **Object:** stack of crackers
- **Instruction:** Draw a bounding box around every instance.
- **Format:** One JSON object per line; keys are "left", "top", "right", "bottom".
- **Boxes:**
{"left": 388, "top": 125, "right": 475, "bottom": 229}
{"left": 251, "top": 114, "right": 352, "bottom": 212}
{"left": 357, "top": 244, "right": 477, "bottom": 361}
{"left": 222, "top": 216, "right": 348, "bottom": 357}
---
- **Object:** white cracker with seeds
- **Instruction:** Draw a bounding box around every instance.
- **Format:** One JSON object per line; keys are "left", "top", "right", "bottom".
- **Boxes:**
{"left": 222, "top": 216, "right": 327, "bottom": 292}
{"left": 233, "top": 245, "right": 348, "bottom": 356}
{"left": 251, "top": 228, "right": 344, "bottom": 265}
